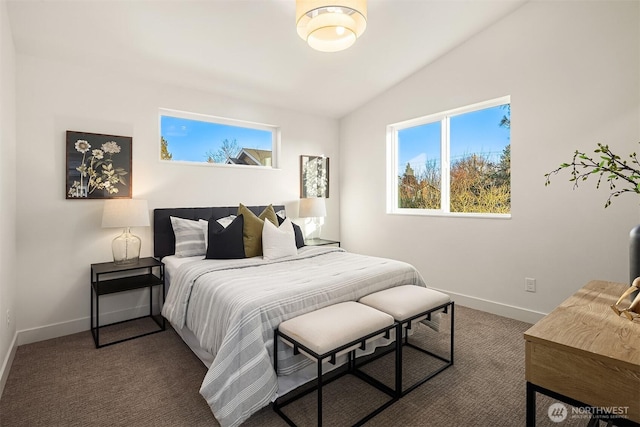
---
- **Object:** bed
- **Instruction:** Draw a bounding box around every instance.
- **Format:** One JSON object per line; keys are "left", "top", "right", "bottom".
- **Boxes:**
{"left": 154, "top": 205, "right": 429, "bottom": 427}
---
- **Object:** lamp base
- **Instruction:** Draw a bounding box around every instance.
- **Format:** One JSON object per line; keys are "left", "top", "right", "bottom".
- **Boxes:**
{"left": 112, "top": 227, "right": 141, "bottom": 265}
{"left": 309, "top": 218, "right": 322, "bottom": 239}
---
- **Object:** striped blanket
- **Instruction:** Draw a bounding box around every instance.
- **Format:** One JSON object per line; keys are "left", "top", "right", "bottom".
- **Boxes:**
{"left": 162, "top": 246, "right": 426, "bottom": 427}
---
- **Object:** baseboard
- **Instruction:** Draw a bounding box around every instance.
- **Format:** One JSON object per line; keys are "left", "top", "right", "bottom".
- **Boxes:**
{"left": 16, "top": 303, "right": 161, "bottom": 347}
{"left": 430, "top": 287, "right": 547, "bottom": 324}
{"left": 0, "top": 331, "right": 18, "bottom": 399}
{"left": 8, "top": 291, "right": 543, "bottom": 349}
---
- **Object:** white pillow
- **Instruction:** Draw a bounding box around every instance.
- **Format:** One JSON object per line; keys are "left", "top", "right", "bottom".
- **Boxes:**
{"left": 199, "top": 219, "right": 209, "bottom": 249}
{"left": 170, "top": 216, "right": 206, "bottom": 257}
{"left": 262, "top": 217, "right": 297, "bottom": 261}
{"left": 216, "top": 215, "right": 237, "bottom": 228}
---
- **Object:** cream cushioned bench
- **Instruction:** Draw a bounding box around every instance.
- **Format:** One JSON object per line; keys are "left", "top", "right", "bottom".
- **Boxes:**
{"left": 273, "top": 301, "right": 399, "bottom": 426}
{"left": 359, "top": 285, "right": 454, "bottom": 396}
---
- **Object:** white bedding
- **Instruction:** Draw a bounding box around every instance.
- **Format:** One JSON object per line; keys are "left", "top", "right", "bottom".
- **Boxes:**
{"left": 163, "top": 254, "right": 202, "bottom": 291}
{"left": 162, "top": 246, "right": 428, "bottom": 427}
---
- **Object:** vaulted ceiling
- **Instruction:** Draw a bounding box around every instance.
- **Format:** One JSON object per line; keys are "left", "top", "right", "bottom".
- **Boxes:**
{"left": 7, "top": 0, "right": 527, "bottom": 118}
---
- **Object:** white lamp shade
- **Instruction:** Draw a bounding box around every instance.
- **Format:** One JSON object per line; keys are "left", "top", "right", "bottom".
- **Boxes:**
{"left": 102, "top": 199, "right": 150, "bottom": 228}
{"left": 296, "top": 0, "right": 367, "bottom": 53}
{"left": 299, "top": 198, "right": 327, "bottom": 218}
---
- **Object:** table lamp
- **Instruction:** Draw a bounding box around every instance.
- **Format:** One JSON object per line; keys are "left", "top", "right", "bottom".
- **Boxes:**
{"left": 102, "top": 199, "right": 150, "bottom": 265}
{"left": 299, "top": 198, "right": 326, "bottom": 239}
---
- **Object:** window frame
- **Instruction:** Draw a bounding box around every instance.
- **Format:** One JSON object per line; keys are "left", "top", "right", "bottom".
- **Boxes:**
{"left": 159, "top": 108, "right": 281, "bottom": 168}
{"left": 387, "top": 96, "right": 511, "bottom": 219}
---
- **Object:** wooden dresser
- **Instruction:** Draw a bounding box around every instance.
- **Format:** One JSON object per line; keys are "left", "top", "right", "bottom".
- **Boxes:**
{"left": 524, "top": 280, "right": 640, "bottom": 426}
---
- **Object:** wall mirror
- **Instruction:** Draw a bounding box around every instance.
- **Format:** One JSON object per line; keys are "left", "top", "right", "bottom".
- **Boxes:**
{"left": 300, "top": 155, "right": 329, "bottom": 198}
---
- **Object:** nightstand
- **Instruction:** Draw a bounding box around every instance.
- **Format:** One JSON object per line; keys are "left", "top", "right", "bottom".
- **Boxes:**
{"left": 304, "top": 238, "right": 341, "bottom": 247}
{"left": 90, "top": 257, "right": 165, "bottom": 348}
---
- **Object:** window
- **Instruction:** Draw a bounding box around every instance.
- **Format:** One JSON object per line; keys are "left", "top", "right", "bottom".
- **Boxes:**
{"left": 159, "top": 109, "right": 279, "bottom": 167}
{"left": 388, "top": 97, "right": 511, "bottom": 217}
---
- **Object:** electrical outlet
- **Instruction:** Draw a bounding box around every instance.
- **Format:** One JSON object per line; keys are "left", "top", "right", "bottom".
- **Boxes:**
{"left": 525, "top": 278, "right": 536, "bottom": 293}
{"left": 6, "top": 309, "right": 11, "bottom": 327}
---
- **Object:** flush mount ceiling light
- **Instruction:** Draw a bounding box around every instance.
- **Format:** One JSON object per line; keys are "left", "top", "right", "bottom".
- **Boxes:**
{"left": 296, "top": 0, "right": 367, "bottom": 53}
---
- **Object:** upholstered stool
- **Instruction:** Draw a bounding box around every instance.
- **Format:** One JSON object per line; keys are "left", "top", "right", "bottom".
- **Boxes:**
{"left": 359, "top": 285, "right": 454, "bottom": 396}
{"left": 273, "top": 301, "right": 399, "bottom": 427}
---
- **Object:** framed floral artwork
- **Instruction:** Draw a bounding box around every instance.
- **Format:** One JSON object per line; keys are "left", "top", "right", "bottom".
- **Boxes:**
{"left": 65, "top": 131, "right": 132, "bottom": 199}
{"left": 300, "top": 155, "right": 329, "bottom": 198}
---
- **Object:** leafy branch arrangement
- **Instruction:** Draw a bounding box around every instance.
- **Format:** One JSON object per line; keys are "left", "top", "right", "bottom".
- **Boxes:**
{"left": 544, "top": 142, "right": 640, "bottom": 208}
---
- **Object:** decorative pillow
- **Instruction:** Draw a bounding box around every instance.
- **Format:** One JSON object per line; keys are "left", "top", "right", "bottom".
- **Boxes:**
{"left": 170, "top": 216, "right": 206, "bottom": 257}
{"left": 200, "top": 216, "right": 236, "bottom": 250}
{"left": 277, "top": 215, "right": 305, "bottom": 248}
{"left": 205, "top": 214, "right": 246, "bottom": 259}
{"left": 238, "top": 204, "right": 278, "bottom": 258}
{"left": 262, "top": 218, "right": 298, "bottom": 261}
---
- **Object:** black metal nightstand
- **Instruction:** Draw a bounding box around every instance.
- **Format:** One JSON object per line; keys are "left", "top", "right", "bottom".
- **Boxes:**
{"left": 304, "top": 238, "right": 341, "bottom": 247}
{"left": 90, "top": 257, "right": 165, "bottom": 348}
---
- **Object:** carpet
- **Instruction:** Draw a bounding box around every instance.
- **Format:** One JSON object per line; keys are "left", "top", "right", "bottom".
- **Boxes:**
{"left": 0, "top": 306, "right": 589, "bottom": 426}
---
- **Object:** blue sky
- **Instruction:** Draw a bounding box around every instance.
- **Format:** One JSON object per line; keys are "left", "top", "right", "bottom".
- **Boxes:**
{"left": 161, "top": 116, "right": 272, "bottom": 162}
{"left": 398, "top": 104, "right": 510, "bottom": 173}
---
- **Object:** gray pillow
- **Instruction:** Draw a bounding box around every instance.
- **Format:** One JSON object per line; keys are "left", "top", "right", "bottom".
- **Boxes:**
{"left": 170, "top": 216, "right": 206, "bottom": 257}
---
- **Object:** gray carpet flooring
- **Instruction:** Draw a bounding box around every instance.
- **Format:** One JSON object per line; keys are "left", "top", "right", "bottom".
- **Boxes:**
{"left": 0, "top": 306, "right": 589, "bottom": 426}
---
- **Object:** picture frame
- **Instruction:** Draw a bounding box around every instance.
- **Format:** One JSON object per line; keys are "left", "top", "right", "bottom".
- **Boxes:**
{"left": 300, "top": 155, "right": 329, "bottom": 198}
{"left": 65, "top": 130, "right": 132, "bottom": 199}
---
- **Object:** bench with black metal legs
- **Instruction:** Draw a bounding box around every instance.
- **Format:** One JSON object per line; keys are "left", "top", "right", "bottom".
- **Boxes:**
{"left": 273, "top": 301, "right": 400, "bottom": 427}
{"left": 359, "top": 285, "right": 454, "bottom": 397}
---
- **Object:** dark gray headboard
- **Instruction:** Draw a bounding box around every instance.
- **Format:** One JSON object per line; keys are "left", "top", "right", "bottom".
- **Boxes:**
{"left": 153, "top": 205, "right": 285, "bottom": 259}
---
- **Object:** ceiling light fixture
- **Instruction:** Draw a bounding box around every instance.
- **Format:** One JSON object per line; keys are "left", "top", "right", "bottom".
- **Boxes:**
{"left": 296, "top": 0, "right": 367, "bottom": 53}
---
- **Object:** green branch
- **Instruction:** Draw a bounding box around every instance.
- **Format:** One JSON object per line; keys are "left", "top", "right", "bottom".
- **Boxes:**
{"left": 544, "top": 142, "right": 640, "bottom": 208}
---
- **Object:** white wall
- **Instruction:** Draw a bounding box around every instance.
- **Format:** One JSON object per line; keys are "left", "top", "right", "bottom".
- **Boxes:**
{"left": 0, "top": 0, "right": 17, "bottom": 395}
{"left": 14, "top": 53, "right": 340, "bottom": 343}
{"left": 340, "top": 0, "right": 640, "bottom": 322}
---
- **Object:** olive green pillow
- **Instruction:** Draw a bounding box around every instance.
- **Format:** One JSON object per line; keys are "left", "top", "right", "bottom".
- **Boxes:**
{"left": 238, "top": 204, "right": 278, "bottom": 257}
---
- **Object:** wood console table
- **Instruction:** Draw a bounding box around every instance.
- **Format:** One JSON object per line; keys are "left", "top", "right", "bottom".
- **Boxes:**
{"left": 524, "top": 280, "right": 640, "bottom": 426}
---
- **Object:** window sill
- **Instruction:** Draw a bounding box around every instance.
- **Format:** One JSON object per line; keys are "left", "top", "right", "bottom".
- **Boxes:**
{"left": 388, "top": 210, "right": 511, "bottom": 220}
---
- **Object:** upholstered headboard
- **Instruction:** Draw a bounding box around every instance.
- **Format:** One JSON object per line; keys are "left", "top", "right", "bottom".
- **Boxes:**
{"left": 153, "top": 205, "right": 285, "bottom": 259}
